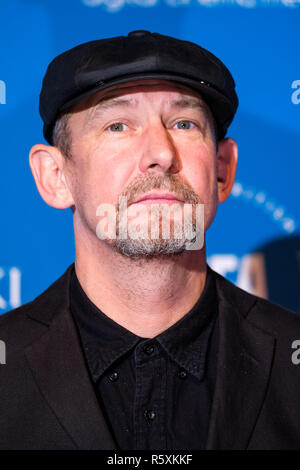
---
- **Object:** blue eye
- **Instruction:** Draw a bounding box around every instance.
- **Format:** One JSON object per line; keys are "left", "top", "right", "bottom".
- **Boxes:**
{"left": 174, "top": 120, "right": 195, "bottom": 130}
{"left": 108, "top": 122, "right": 128, "bottom": 132}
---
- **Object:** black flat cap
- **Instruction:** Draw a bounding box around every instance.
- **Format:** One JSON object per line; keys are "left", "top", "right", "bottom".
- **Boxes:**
{"left": 40, "top": 30, "right": 238, "bottom": 144}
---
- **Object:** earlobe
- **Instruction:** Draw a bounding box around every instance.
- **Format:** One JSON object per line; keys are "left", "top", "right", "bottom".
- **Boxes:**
{"left": 217, "top": 138, "right": 238, "bottom": 204}
{"left": 29, "top": 144, "right": 74, "bottom": 209}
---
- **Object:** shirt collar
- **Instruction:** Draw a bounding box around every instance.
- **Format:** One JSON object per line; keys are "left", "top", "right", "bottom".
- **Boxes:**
{"left": 156, "top": 266, "right": 218, "bottom": 379}
{"left": 70, "top": 265, "right": 218, "bottom": 382}
{"left": 70, "top": 271, "right": 140, "bottom": 381}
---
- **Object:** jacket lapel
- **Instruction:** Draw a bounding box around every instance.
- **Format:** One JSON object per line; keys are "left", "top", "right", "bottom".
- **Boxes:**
{"left": 24, "top": 265, "right": 117, "bottom": 450}
{"left": 206, "top": 272, "right": 276, "bottom": 450}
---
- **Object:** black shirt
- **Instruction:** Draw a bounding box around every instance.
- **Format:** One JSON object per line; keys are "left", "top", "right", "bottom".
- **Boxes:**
{"left": 70, "top": 265, "right": 219, "bottom": 450}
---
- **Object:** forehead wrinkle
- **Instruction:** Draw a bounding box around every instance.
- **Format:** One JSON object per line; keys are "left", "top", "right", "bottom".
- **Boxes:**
{"left": 84, "top": 96, "right": 138, "bottom": 131}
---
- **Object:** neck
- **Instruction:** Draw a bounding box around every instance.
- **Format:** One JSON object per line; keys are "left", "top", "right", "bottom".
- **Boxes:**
{"left": 74, "top": 230, "right": 207, "bottom": 338}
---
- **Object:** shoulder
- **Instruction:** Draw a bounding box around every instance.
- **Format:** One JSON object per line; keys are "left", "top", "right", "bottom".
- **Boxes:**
{"left": 210, "top": 266, "right": 300, "bottom": 337}
{"left": 0, "top": 264, "right": 74, "bottom": 352}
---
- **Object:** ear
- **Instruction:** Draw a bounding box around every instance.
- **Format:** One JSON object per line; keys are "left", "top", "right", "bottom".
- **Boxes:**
{"left": 216, "top": 138, "right": 238, "bottom": 204}
{"left": 29, "top": 144, "right": 74, "bottom": 209}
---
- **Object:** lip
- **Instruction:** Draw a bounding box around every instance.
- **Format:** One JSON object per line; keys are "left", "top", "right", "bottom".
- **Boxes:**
{"left": 132, "top": 193, "right": 184, "bottom": 205}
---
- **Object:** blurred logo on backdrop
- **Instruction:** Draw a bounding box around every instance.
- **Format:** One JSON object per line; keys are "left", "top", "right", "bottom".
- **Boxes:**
{"left": 208, "top": 253, "right": 269, "bottom": 297}
{"left": 82, "top": 0, "right": 300, "bottom": 12}
{"left": 0, "top": 267, "right": 21, "bottom": 313}
{"left": 208, "top": 236, "right": 300, "bottom": 314}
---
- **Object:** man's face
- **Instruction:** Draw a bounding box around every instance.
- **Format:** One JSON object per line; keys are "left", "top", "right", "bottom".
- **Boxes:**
{"left": 62, "top": 79, "right": 221, "bottom": 258}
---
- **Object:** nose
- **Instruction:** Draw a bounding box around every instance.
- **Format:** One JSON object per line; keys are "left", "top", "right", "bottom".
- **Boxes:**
{"left": 138, "top": 120, "right": 181, "bottom": 175}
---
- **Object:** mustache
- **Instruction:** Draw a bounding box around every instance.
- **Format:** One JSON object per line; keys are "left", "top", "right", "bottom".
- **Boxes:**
{"left": 119, "top": 174, "right": 201, "bottom": 206}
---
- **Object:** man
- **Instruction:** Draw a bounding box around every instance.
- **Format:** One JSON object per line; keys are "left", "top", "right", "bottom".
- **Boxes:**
{"left": 1, "top": 31, "right": 300, "bottom": 450}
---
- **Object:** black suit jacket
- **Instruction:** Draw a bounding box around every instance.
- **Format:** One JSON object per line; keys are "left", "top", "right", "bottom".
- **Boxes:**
{"left": 1, "top": 264, "right": 300, "bottom": 450}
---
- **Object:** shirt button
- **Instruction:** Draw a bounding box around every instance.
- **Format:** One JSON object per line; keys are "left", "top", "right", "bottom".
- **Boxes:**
{"left": 144, "top": 409, "right": 156, "bottom": 421}
{"left": 143, "top": 344, "right": 155, "bottom": 355}
{"left": 178, "top": 369, "right": 187, "bottom": 379}
{"left": 108, "top": 371, "right": 119, "bottom": 382}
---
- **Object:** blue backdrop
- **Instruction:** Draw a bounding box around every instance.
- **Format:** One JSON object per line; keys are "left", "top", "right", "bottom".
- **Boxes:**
{"left": 0, "top": 0, "right": 299, "bottom": 314}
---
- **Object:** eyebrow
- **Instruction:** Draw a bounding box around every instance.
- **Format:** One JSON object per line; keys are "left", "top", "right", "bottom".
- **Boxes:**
{"left": 168, "top": 97, "right": 206, "bottom": 109}
{"left": 167, "top": 97, "right": 209, "bottom": 117}
{"left": 84, "top": 94, "right": 209, "bottom": 131}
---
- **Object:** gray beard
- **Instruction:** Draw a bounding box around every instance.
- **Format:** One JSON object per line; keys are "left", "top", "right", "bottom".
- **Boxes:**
{"left": 96, "top": 204, "right": 203, "bottom": 259}
{"left": 113, "top": 219, "right": 201, "bottom": 259}
{"left": 115, "top": 235, "right": 188, "bottom": 259}
{"left": 96, "top": 174, "right": 204, "bottom": 259}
